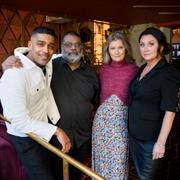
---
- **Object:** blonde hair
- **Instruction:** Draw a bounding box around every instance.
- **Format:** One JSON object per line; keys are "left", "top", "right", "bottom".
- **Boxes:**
{"left": 103, "top": 31, "right": 134, "bottom": 64}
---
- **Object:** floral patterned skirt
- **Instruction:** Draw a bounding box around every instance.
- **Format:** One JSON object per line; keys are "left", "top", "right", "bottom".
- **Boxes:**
{"left": 92, "top": 95, "right": 128, "bottom": 180}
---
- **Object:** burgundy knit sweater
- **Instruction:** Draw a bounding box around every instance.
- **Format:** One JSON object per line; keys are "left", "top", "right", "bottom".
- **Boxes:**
{"left": 99, "top": 60, "right": 138, "bottom": 105}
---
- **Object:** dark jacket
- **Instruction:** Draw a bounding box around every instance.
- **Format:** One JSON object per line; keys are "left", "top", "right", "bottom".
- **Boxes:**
{"left": 128, "top": 58, "right": 180, "bottom": 141}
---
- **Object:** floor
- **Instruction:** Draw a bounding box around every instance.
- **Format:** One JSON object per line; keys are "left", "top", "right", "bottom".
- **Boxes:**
{"left": 83, "top": 112, "right": 180, "bottom": 180}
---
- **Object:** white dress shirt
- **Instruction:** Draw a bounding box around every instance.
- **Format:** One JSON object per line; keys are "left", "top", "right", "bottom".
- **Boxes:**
{"left": 0, "top": 47, "right": 60, "bottom": 142}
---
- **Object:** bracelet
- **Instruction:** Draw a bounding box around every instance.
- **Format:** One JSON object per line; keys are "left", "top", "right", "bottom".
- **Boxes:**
{"left": 155, "top": 142, "right": 165, "bottom": 147}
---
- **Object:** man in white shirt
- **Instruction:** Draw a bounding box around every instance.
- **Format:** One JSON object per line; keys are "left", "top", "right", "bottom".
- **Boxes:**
{"left": 0, "top": 26, "right": 71, "bottom": 180}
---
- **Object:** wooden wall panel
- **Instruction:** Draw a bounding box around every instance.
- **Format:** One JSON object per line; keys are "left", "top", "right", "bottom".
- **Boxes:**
{"left": 0, "top": 8, "right": 60, "bottom": 63}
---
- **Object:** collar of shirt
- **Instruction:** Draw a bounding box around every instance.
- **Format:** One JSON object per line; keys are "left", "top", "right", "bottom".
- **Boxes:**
{"left": 14, "top": 47, "right": 52, "bottom": 75}
{"left": 60, "top": 57, "right": 87, "bottom": 70}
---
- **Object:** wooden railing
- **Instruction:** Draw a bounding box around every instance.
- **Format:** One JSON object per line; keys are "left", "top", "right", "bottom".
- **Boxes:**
{"left": 0, "top": 113, "right": 105, "bottom": 180}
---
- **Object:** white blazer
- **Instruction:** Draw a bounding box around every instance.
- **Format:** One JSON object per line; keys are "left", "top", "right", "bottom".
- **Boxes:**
{"left": 0, "top": 47, "right": 60, "bottom": 141}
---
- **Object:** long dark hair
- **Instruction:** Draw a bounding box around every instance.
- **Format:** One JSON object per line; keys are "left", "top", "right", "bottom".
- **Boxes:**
{"left": 139, "top": 27, "right": 171, "bottom": 55}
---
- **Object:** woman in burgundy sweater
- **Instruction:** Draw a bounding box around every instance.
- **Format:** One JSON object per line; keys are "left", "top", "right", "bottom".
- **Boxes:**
{"left": 92, "top": 31, "right": 138, "bottom": 179}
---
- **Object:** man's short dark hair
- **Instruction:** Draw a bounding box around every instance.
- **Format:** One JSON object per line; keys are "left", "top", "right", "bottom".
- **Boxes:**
{"left": 61, "top": 31, "right": 81, "bottom": 43}
{"left": 31, "top": 26, "right": 57, "bottom": 40}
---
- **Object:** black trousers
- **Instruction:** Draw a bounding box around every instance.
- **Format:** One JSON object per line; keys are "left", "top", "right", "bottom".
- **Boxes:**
{"left": 50, "top": 137, "right": 91, "bottom": 180}
{"left": 10, "top": 135, "right": 54, "bottom": 180}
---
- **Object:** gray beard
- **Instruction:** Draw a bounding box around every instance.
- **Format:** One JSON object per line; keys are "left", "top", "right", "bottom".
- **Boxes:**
{"left": 62, "top": 52, "right": 83, "bottom": 64}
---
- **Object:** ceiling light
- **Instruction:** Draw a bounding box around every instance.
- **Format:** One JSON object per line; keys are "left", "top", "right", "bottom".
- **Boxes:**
{"left": 46, "top": 16, "right": 75, "bottom": 23}
{"left": 133, "top": 5, "right": 180, "bottom": 8}
{"left": 158, "top": 12, "right": 180, "bottom": 15}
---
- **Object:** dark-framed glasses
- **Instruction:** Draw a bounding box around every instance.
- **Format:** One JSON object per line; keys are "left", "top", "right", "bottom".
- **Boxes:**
{"left": 62, "top": 42, "right": 82, "bottom": 48}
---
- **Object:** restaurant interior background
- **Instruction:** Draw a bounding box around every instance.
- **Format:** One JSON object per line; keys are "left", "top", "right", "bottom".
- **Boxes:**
{"left": 0, "top": 1, "right": 180, "bottom": 179}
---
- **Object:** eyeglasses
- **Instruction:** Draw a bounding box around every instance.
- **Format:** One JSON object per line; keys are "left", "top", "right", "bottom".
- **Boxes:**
{"left": 62, "top": 42, "right": 82, "bottom": 48}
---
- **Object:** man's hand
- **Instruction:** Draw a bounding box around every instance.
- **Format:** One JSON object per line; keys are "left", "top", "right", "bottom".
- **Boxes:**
{"left": 55, "top": 128, "right": 71, "bottom": 153}
{"left": 2, "top": 55, "right": 23, "bottom": 71}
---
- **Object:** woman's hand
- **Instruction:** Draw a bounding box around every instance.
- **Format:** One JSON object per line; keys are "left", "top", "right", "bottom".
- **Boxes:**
{"left": 152, "top": 142, "right": 165, "bottom": 160}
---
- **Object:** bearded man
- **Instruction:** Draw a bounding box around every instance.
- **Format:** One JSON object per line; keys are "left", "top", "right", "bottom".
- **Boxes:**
{"left": 50, "top": 31, "right": 99, "bottom": 180}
